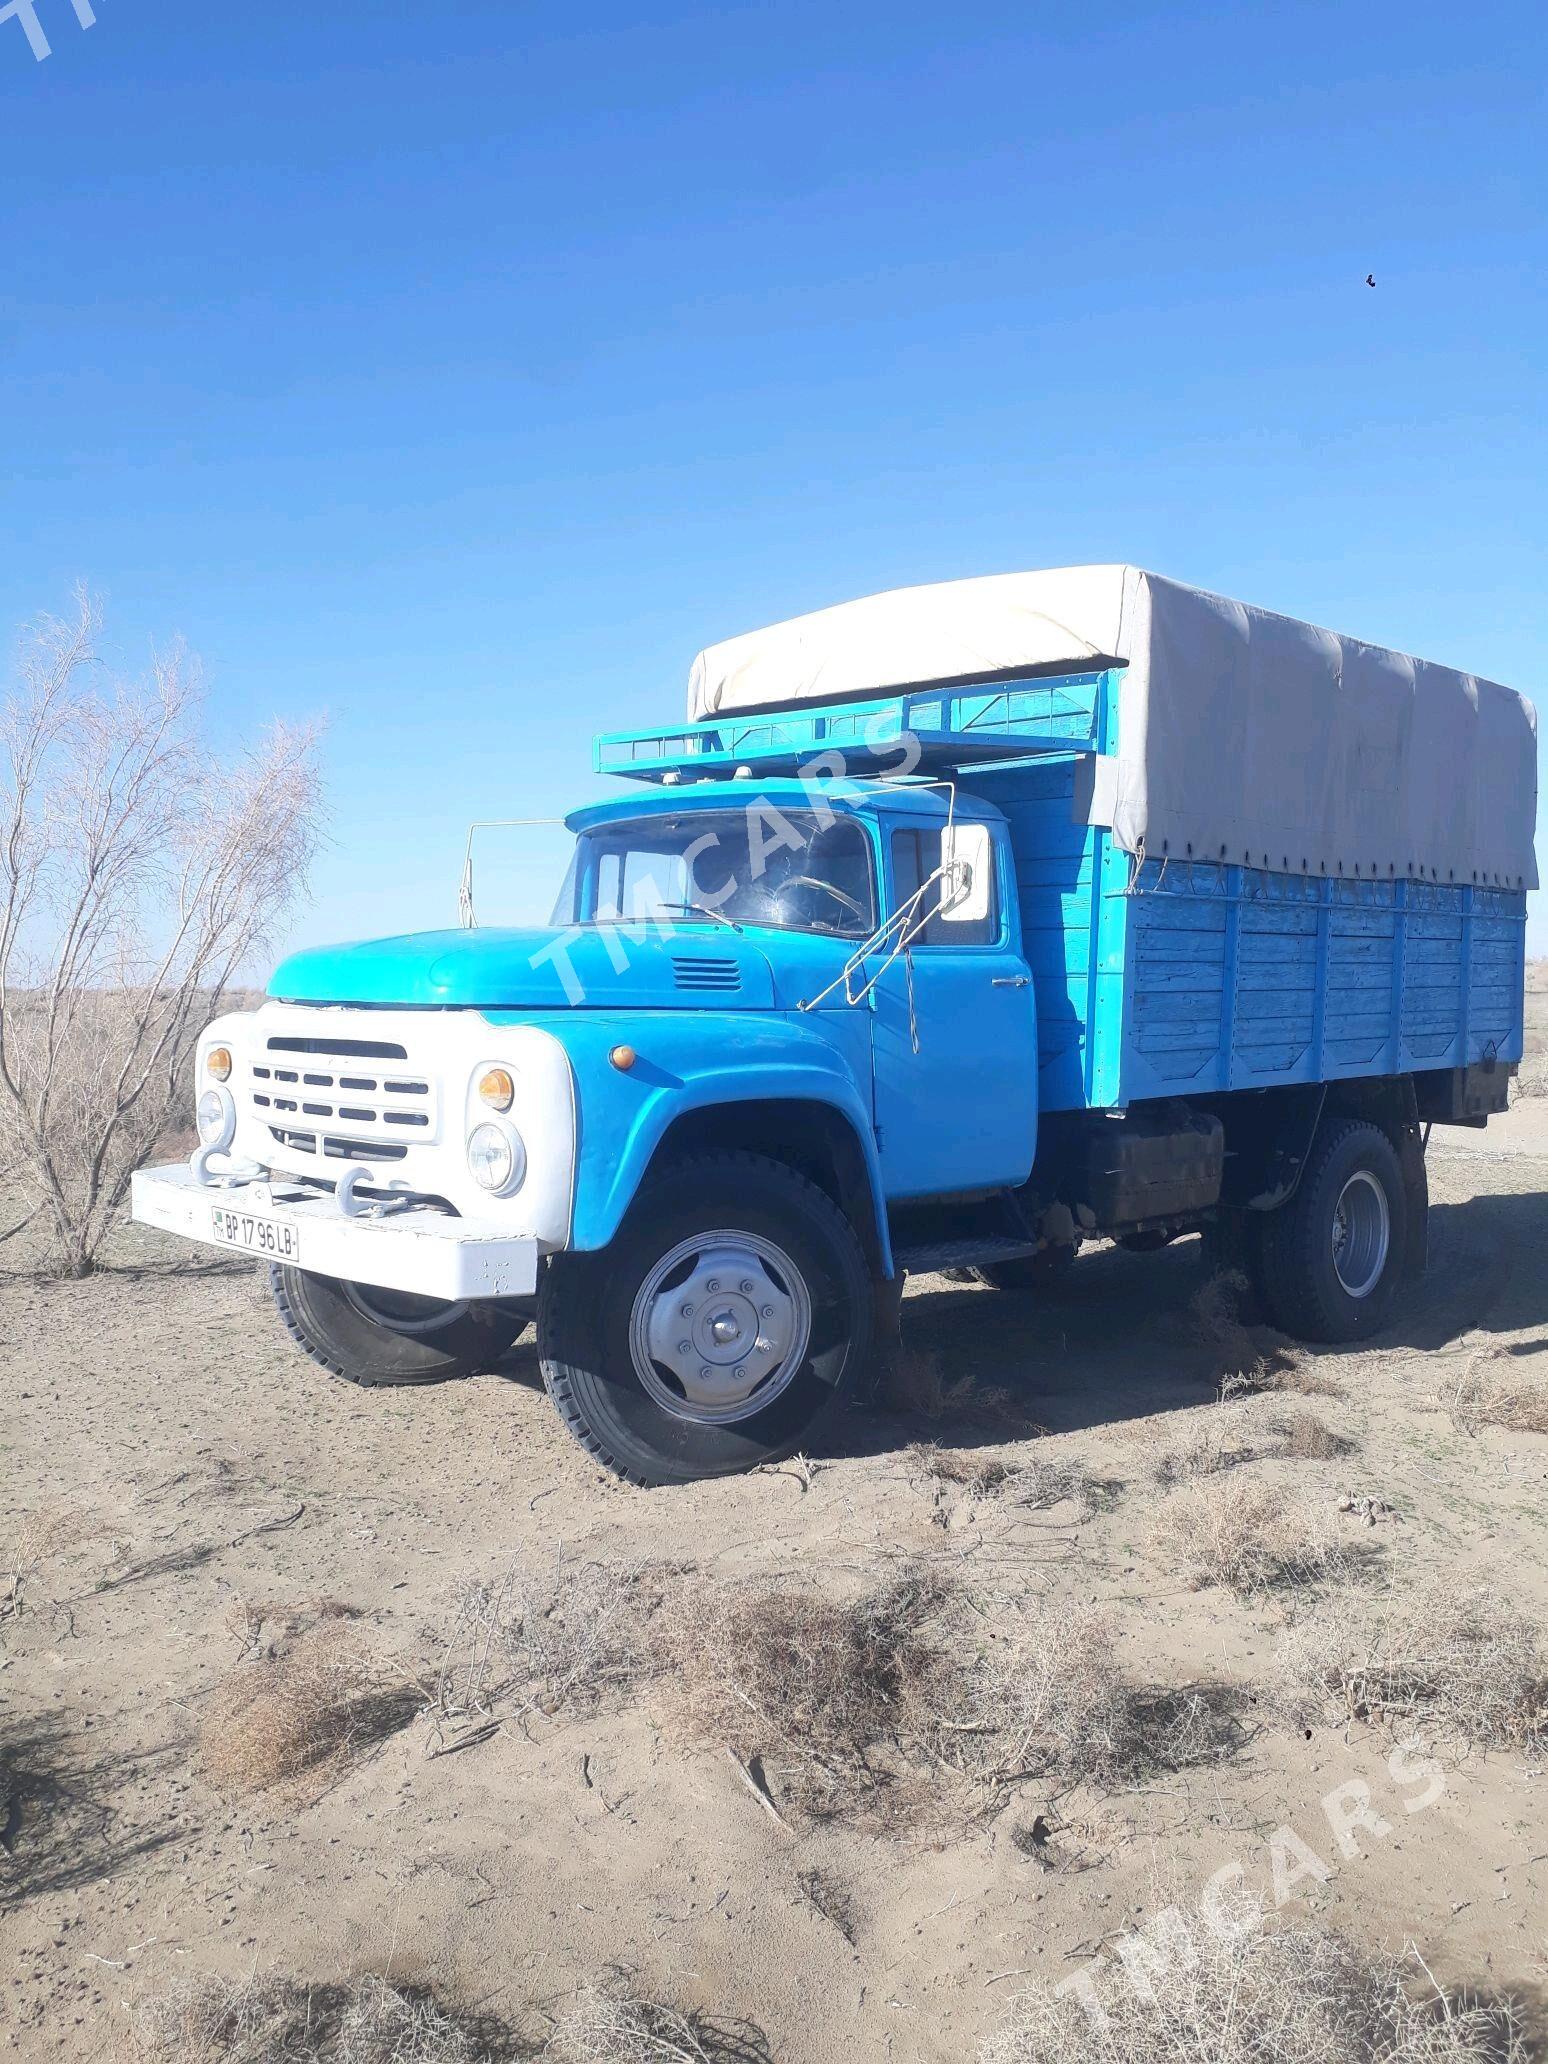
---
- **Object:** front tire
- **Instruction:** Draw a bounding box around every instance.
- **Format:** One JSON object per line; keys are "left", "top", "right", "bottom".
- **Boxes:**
{"left": 271, "top": 1267, "right": 529, "bottom": 1387}
{"left": 538, "top": 1152, "right": 872, "bottom": 1485}
{"left": 1256, "top": 1118, "right": 1407, "bottom": 1343}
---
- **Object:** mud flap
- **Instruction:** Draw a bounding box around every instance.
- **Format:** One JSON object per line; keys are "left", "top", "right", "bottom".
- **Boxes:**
{"left": 1398, "top": 1122, "right": 1429, "bottom": 1282}
{"left": 866, "top": 1273, "right": 906, "bottom": 1398}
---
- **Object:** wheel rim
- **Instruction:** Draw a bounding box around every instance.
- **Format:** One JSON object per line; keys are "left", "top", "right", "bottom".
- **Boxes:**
{"left": 1330, "top": 1171, "right": 1390, "bottom": 1298}
{"left": 342, "top": 1282, "right": 471, "bottom": 1334}
{"left": 628, "top": 1230, "right": 812, "bottom": 1426}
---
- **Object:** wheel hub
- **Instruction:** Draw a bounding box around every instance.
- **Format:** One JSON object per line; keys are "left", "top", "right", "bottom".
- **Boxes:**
{"left": 1330, "top": 1170, "right": 1390, "bottom": 1299}
{"left": 631, "top": 1233, "right": 811, "bottom": 1424}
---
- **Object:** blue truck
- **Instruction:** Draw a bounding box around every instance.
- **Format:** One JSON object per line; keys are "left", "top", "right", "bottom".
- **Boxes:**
{"left": 132, "top": 567, "right": 1537, "bottom": 1484}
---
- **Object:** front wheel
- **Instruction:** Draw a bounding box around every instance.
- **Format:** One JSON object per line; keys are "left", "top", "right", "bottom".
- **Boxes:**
{"left": 1256, "top": 1118, "right": 1407, "bottom": 1343}
{"left": 538, "top": 1152, "right": 872, "bottom": 1485}
{"left": 271, "top": 1267, "right": 530, "bottom": 1387}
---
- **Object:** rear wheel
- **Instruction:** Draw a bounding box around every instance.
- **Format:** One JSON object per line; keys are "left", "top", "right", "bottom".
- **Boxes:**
{"left": 538, "top": 1151, "right": 871, "bottom": 1485}
{"left": 1256, "top": 1118, "right": 1407, "bottom": 1342}
{"left": 271, "top": 1266, "right": 529, "bottom": 1387}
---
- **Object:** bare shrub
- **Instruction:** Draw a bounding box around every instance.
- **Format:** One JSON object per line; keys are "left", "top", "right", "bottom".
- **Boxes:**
{"left": 979, "top": 1892, "right": 1527, "bottom": 2063}
{"left": 910, "top": 1441, "right": 1014, "bottom": 1496}
{"left": 1276, "top": 1581, "right": 1548, "bottom": 1752}
{"left": 1192, "top": 1272, "right": 1341, "bottom": 1398}
{"left": 916, "top": 1597, "right": 1131, "bottom": 1787}
{"left": 126, "top": 1973, "right": 511, "bottom": 2063}
{"left": 547, "top": 1986, "right": 765, "bottom": 2064}
{"left": 911, "top": 1443, "right": 1103, "bottom": 1516}
{"left": 2, "top": 1506, "right": 80, "bottom": 1623}
{"left": 198, "top": 1631, "right": 418, "bottom": 1795}
{"left": 1155, "top": 1478, "right": 1345, "bottom": 1594}
{"left": 0, "top": 591, "right": 323, "bottom": 1274}
{"left": 878, "top": 1343, "right": 1006, "bottom": 1420}
{"left": 1444, "top": 1351, "right": 1548, "bottom": 1436}
{"left": 1277, "top": 1408, "right": 1351, "bottom": 1460}
{"left": 658, "top": 1569, "right": 1233, "bottom": 1817}
{"left": 1232, "top": 1360, "right": 1343, "bottom": 1400}
{"left": 1143, "top": 1411, "right": 1255, "bottom": 1486}
{"left": 429, "top": 1557, "right": 661, "bottom": 1739}
{"left": 656, "top": 1567, "right": 943, "bottom": 1817}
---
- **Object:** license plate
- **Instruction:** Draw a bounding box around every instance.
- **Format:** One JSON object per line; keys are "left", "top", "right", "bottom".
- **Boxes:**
{"left": 210, "top": 1204, "right": 302, "bottom": 1263}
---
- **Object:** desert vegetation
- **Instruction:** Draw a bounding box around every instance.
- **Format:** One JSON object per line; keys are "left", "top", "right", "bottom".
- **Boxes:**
{"left": 1153, "top": 1476, "right": 1350, "bottom": 1594}
{"left": 197, "top": 1629, "right": 421, "bottom": 1797}
{"left": 1276, "top": 1580, "right": 1548, "bottom": 1753}
{"left": 978, "top": 1893, "right": 1527, "bottom": 2064}
{"left": 122, "top": 1971, "right": 760, "bottom": 2064}
{"left": 0, "top": 591, "right": 321, "bottom": 1273}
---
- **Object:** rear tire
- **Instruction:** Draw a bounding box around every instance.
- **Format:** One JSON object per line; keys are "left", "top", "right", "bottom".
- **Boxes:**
{"left": 271, "top": 1266, "right": 529, "bottom": 1387}
{"left": 1256, "top": 1119, "right": 1407, "bottom": 1343}
{"left": 538, "top": 1151, "right": 871, "bottom": 1485}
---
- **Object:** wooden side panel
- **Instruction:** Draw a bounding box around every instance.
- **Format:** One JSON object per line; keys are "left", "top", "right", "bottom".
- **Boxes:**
{"left": 1117, "top": 864, "right": 1525, "bottom": 1103}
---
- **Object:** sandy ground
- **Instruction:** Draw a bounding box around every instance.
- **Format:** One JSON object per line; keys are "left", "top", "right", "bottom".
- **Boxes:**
{"left": 4, "top": 1088, "right": 1548, "bottom": 2058}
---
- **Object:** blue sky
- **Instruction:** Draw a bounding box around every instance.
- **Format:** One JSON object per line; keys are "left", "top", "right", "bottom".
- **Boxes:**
{"left": 2, "top": 0, "right": 1544, "bottom": 952}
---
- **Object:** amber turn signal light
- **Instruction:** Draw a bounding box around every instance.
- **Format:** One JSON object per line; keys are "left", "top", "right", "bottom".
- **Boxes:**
{"left": 206, "top": 1046, "right": 233, "bottom": 1082}
{"left": 478, "top": 1067, "right": 515, "bottom": 1111}
{"left": 609, "top": 1044, "right": 637, "bottom": 1072}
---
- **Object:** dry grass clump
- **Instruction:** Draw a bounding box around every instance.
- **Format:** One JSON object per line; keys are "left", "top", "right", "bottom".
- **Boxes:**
{"left": 657, "top": 1567, "right": 944, "bottom": 1816}
{"left": 910, "top": 1442, "right": 1107, "bottom": 1517}
{"left": 127, "top": 1973, "right": 503, "bottom": 2064}
{"left": 547, "top": 1987, "right": 761, "bottom": 2064}
{"left": 197, "top": 1631, "right": 418, "bottom": 1796}
{"left": 1276, "top": 1581, "right": 1548, "bottom": 1752}
{"left": 878, "top": 1344, "right": 1016, "bottom": 1423}
{"left": 2, "top": 1506, "right": 83, "bottom": 1623}
{"left": 920, "top": 1597, "right": 1132, "bottom": 1787}
{"left": 911, "top": 1441, "right": 1015, "bottom": 1496}
{"left": 1192, "top": 1271, "right": 1341, "bottom": 1399}
{"left": 1444, "top": 1351, "right": 1548, "bottom": 1436}
{"left": 1276, "top": 1408, "right": 1352, "bottom": 1460}
{"left": 979, "top": 1894, "right": 1527, "bottom": 2063}
{"left": 430, "top": 1556, "right": 666, "bottom": 1738}
{"left": 1154, "top": 1477, "right": 1344, "bottom": 1594}
{"left": 1143, "top": 1410, "right": 1256, "bottom": 1486}
{"left": 658, "top": 1567, "right": 1233, "bottom": 1817}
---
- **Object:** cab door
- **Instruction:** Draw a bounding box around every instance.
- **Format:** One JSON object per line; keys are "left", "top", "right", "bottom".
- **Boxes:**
{"left": 868, "top": 815, "right": 1037, "bottom": 1200}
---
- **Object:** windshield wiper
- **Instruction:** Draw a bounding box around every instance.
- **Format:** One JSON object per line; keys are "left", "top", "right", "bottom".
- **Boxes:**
{"left": 656, "top": 900, "right": 744, "bottom": 934}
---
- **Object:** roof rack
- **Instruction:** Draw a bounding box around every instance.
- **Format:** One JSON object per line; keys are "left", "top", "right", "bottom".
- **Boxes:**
{"left": 594, "top": 669, "right": 1114, "bottom": 782}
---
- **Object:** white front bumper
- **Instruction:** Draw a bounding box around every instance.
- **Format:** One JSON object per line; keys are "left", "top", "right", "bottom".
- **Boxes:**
{"left": 131, "top": 1165, "right": 541, "bottom": 1300}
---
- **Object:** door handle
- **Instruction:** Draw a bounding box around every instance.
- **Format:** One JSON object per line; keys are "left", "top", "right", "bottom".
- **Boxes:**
{"left": 991, "top": 975, "right": 1030, "bottom": 988}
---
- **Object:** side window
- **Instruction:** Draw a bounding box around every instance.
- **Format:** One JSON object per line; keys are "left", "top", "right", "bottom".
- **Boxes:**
{"left": 889, "top": 825, "right": 999, "bottom": 947}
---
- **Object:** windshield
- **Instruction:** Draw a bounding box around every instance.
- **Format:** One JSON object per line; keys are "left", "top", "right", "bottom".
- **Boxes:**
{"left": 553, "top": 809, "right": 877, "bottom": 939}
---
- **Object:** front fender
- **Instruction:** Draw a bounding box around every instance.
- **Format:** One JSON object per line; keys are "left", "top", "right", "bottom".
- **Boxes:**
{"left": 495, "top": 1010, "right": 889, "bottom": 1270}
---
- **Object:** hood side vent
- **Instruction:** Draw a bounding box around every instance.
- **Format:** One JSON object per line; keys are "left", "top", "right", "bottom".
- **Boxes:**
{"left": 671, "top": 953, "right": 742, "bottom": 992}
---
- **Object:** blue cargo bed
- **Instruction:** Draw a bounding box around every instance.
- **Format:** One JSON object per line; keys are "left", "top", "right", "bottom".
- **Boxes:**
{"left": 598, "top": 668, "right": 1527, "bottom": 1114}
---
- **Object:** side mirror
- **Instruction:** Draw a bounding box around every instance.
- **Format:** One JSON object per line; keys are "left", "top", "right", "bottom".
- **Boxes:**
{"left": 939, "top": 821, "right": 993, "bottom": 925}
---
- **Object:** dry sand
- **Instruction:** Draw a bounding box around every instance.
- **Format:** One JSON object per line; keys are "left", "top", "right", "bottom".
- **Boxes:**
{"left": 4, "top": 1087, "right": 1548, "bottom": 2057}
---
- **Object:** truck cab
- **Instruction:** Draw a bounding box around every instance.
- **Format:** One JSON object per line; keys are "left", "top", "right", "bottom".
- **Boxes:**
{"left": 132, "top": 570, "right": 1533, "bottom": 1485}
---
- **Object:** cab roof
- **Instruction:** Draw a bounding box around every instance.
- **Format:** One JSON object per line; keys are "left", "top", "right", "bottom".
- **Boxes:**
{"left": 566, "top": 778, "right": 1005, "bottom": 835}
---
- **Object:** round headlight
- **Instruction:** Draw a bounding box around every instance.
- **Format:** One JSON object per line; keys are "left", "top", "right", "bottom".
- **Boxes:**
{"left": 206, "top": 1046, "right": 233, "bottom": 1082}
{"left": 467, "top": 1120, "right": 526, "bottom": 1195}
{"left": 197, "top": 1088, "right": 234, "bottom": 1147}
{"left": 478, "top": 1066, "right": 515, "bottom": 1112}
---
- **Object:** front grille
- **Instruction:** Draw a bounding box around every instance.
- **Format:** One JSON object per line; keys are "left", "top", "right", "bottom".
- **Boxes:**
{"left": 671, "top": 953, "right": 742, "bottom": 992}
{"left": 250, "top": 1033, "right": 437, "bottom": 1164}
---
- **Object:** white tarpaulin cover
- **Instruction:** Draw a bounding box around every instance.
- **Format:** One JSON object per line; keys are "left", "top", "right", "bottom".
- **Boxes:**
{"left": 688, "top": 567, "right": 1539, "bottom": 889}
